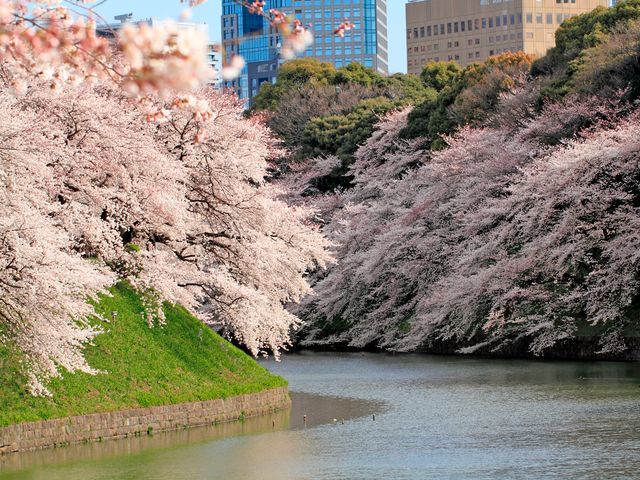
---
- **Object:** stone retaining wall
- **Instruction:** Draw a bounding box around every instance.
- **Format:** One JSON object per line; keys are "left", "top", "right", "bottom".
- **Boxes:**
{"left": 0, "top": 387, "right": 290, "bottom": 454}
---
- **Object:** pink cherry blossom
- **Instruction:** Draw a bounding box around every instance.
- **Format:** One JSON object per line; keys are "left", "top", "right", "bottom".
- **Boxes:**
{"left": 0, "top": 76, "right": 330, "bottom": 395}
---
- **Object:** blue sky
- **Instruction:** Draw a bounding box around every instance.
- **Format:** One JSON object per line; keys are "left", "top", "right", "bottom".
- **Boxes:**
{"left": 87, "top": 1, "right": 409, "bottom": 73}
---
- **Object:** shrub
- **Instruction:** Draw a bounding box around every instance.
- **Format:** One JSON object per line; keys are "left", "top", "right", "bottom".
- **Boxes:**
{"left": 572, "top": 19, "right": 640, "bottom": 100}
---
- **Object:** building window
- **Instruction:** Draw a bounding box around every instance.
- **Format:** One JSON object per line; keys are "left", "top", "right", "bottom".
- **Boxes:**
{"left": 526, "top": 13, "right": 533, "bottom": 23}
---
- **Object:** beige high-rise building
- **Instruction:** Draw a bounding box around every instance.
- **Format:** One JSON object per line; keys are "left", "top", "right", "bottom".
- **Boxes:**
{"left": 406, "top": 0, "right": 610, "bottom": 74}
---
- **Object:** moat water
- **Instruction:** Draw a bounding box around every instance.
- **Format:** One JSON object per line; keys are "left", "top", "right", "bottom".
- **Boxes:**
{"left": 1, "top": 352, "right": 639, "bottom": 479}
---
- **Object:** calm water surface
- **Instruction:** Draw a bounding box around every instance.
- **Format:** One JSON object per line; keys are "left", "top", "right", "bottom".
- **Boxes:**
{"left": 1, "top": 352, "right": 639, "bottom": 479}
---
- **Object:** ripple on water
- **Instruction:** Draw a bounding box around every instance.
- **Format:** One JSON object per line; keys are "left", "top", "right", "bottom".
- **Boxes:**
{"left": 1, "top": 351, "right": 639, "bottom": 480}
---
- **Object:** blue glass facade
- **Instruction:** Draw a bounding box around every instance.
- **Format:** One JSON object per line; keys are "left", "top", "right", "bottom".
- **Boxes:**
{"left": 221, "top": 0, "right": 388, "bottom": 104}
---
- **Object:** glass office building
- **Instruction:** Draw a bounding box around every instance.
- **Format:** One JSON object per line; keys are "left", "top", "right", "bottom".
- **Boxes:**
{"left": 221, "top": 0, "right": 388, "bottom": 104}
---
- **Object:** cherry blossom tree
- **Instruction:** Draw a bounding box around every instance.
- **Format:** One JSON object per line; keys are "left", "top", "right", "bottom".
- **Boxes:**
{"left": 0, "top": 77, "right": 329, "bottom": 394}
{"left": 0, "top": 93, "right": 118, "bottom": 395}
{"left": 0, "top": 0, "right": 349, "bottom": 395}
{"left": 293, "top": 96, "right": 640, "bottom": 358}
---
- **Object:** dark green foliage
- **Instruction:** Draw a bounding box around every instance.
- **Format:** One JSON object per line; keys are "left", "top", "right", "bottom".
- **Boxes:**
{"left": 534, "top": 0, "right": 640, "bottom": 74}
{"left": 402, "top": 53, "right": 533, "bottom": 144}
{"left": 252, "top": 58, "right": 434, "bottom": 192}
{"left": 377, "top": 73, "right": 438, "bottom": 104}
{"left": 400, "top": 83, "right": 462, "bottom": 146}
{"left": 572, "top": 19, "right": 640, "bottom": 100}
{"left": 405, "top": 1, "right": 640, "bottom": 141}
{"left": 253, "top": 58, "right": 432, "bottom": 112}
{"left": 331, "top": 62, "right": 380, "bottom": 87}
{"left": 299, "top": 97, "right": 398, "bottom": 162}
{"left": 0, "top": 283, "right": 285, "bottom": 427}
{"left": 533, "top": 0, "right": 640, "bottom": 101}
{"left": 420, "top": 61, "right": 462, "bottom": 91}
{"left": 260, "top": 82, "right": 380, "bottom": 159}
{"left": 251, "top": 58, "right": 337, "bottom": 111}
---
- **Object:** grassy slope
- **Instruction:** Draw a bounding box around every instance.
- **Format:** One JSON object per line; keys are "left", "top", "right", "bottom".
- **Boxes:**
{"left": 0, "top": 283, "right": 286, "bottom": 428}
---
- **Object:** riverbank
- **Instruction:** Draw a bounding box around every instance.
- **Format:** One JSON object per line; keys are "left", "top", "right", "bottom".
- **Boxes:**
{"left": 0, "top": 283, "right": 286, "bottom": 432}
{"left": 296, "top": 337, "right": 640, "bottom": 362}
{"left": 0, "top": 387, "right": 290, "bottom": 454}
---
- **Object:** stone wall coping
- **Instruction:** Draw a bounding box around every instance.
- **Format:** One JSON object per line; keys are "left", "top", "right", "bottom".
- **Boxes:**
{"left": 0, "top": 387, "right": 290, "bottom": 455}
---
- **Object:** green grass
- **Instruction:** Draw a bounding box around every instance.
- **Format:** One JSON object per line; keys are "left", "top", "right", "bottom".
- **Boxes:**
{"left": 0, "top": 283, "right": 286, "bottom": 428}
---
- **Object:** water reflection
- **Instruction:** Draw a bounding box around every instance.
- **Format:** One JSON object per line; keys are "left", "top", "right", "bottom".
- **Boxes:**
{"left": 0, "top": 391, "right": 382, "bottom": 479}
{"left": 1, "top": 352, "right": 639, "bottom": 480}
{"left": 0, "top": 409, "right": 289, "bottom": 473}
